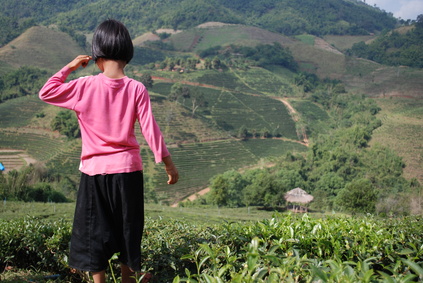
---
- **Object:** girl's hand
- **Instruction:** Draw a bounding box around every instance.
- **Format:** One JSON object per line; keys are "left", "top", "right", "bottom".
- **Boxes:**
{"left": 163, "top": 156, "right": 179, "bottom": 185}
{"left": 67, "top": 55, "right": 92, "bottom": 71}
{"left": 165, "top": 164, "right": 179, "bottom": 185}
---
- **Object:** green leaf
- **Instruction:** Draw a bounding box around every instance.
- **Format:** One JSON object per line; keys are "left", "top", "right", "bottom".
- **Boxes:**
{"left": 398, "top": 248, "right": 415, "bottom": 255}
{"left": 253, "top": 267, "right": 268, "bottom": 279}
{"left": 311, "top": 265, "right": 328, "bottom": 281}
{"left": 362, "top": 269, "right": 374, "bottom": 282}
{"left": 378, "top": 271, "right": 395, "bottom": 283}
{"left": 402, "top": 259, "right": 423, "bottom": 277}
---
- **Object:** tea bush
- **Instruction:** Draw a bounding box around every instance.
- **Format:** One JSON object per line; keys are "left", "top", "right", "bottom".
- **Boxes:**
{"left": 0, "top": 217, "right": 71, "bottom": 273}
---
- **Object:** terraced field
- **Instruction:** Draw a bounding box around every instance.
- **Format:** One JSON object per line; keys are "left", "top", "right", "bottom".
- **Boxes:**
{"left": 152, "top": 81, "right": 298, "bottom": 140}
{"left": 146, "top": 138, "right": 307, "bottom": 203}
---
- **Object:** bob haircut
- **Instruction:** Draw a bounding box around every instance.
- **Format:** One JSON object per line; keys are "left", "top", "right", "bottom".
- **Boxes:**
{"left": 92, "top": 19, "right": 134, "bottom": 64}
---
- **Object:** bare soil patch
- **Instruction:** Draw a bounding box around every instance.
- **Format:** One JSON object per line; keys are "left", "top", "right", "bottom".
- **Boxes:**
{"left": 171, "top": 187, "right": 210, "bottom": 207}
{"left": 314, "top": 37, "right": 343, "bottom": 55}
{"left": 0, "top": 149, "right": 37, "bottom": 173}
{"left": 197, "top": 22, "right": 234, "bottom": 28}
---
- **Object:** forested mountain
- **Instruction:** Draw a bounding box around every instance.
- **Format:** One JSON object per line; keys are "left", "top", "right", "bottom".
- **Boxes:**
{"left": 0, "top": 0, "right": 398, "bottom": 47}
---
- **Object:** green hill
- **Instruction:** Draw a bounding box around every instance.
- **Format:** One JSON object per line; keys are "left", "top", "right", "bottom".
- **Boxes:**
{"left": 0, "top": 26, "right": 87, "bottom": 72}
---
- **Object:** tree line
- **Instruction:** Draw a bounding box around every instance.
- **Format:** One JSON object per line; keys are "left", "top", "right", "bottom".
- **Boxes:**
{"left": 348, "top": 14, "right": 423, "bottom": 68}
{"left": 0, "top": 0, "right": 399, "bottom": 47}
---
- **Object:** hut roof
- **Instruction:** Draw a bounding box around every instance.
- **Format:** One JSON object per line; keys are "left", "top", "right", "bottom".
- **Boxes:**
{"left": 284, "top": 187, "right": 314, "bottom": 204}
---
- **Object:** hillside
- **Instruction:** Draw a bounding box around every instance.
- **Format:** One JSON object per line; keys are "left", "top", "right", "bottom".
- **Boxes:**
{"left": 0, "top": 26, "right": 86, "bottom": 72}
{"left": 0, "top": 2, "right": 421, "bottom": 208}
{"left": 167, "top": 23, "right": 423, "bottom": 99}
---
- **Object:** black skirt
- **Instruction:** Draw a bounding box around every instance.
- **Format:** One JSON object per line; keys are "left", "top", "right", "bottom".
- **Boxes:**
{"left": 69, "top": 171, "right": 144, "bottom": 272}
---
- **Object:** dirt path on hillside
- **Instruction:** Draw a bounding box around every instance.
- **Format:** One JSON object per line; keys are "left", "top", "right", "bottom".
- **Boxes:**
{"left": 272, "top": 97, "right": 309, "bottom": 146}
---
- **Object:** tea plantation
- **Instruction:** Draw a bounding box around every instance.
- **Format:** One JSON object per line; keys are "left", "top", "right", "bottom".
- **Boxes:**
{"left": 1, "top": 210, "right": 422, "bottom": 282}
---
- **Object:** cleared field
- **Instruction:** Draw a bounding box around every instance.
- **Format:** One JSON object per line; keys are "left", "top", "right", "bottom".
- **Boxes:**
{"left": 0, "top": 26, "right": 86, "bottom": 71}
{"left": 231, "top": 67, "right": 294, "bottom": 96}
{"left": 0, "top": 85, "right": 306, "bottom": 204}
{"left": 370, "top": 98, "right": 423, "bottom": 184}
{"left": 169, "top": 25, "right": 295, "bottom": 52}
{"left": 323, "top": 35, "right": 376, "bottom": 51}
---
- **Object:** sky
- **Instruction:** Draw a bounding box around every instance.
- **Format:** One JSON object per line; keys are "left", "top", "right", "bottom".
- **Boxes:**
{"left": 363, "top": 0, "right": 423, "bottom": 20}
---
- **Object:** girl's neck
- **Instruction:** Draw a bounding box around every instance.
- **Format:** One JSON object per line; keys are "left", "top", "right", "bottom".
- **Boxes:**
{"left": 97, "top": 59, "right": 127, "bottom": 79}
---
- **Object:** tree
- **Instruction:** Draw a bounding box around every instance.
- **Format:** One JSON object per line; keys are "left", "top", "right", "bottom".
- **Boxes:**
{"left": 208, "top": 170, "right": 246, "bottom": 207}
{"left": 139, "top": 73, "right": 154, "bottom": 89}
{"left": 51, "top": 110, "right": 80, "bottom": 139}
{"left": 335, "top": 179, "right": 377, "bottom": 214}
{"left": 190, "top": 89, "right": 207, "bottom": 117}
{"left": 212, "top": 56, "right": 221, "bottom": 69}
{"left": 204, "top": 58, "right": 212, "bottom": 69}
{"left": 169, "top": 83, "right": 190, "bottom": 102}
{"left": 238, "top": 125, "right": 248, "bottom": 140}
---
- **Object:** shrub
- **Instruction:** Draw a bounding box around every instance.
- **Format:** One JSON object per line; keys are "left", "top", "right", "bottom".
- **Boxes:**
{"left": 0, "top": 218, "right": 71, "bottom": 273}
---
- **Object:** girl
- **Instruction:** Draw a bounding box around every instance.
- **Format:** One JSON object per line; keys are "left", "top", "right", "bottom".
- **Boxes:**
{"left": 39, "top": 19, "right": 178, "bottom": 283}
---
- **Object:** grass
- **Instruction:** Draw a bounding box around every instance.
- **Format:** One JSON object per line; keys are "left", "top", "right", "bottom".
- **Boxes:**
{"left": 0, "top": 26, "right": 85, "bottom": 71}
{"left": 0, "top": 201, "right": 293, "bottom": 224}
{"left": 295, "top": 34, "right": 315, "bottom": 46}
{"left": 323, "top": 34, "right": 376, "bottom": 51}
{"left": 289, "top": 41, "right": 346, "bottom": 79}
{"left": 169, "top": 25, "right": 295, "bottom": 53}
{"left": 0, "top": 201, "right": 76, "bottom": 221}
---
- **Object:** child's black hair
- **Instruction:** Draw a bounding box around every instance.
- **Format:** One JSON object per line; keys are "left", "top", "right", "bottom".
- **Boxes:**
{"left": 92, "top": 19, "right": 134, "bottom": 64}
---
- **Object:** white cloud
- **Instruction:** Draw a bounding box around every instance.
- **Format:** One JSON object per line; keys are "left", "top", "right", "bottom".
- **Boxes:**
{"left": 364, "top": 0, "right": 423, "bottom": 20}
{"left": 395, "top": 0, "right": 423, "bottom": 20}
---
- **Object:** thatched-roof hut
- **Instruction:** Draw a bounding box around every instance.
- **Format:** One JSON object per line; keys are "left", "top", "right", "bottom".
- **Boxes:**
{"left": 284, "top": 187, "right": 314, "bottom": 212}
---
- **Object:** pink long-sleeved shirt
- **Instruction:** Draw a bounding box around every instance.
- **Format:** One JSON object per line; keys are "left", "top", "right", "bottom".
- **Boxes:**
{"left": 39, "top": 66, "right": 170, "bottom": 176}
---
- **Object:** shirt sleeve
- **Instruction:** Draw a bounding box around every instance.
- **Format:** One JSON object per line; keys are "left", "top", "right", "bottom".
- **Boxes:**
{"left": 39, "top": 66, "right": 81, "bottom": 110}
{"left": 136, "top": 85, "right": 170, "bottom": 163}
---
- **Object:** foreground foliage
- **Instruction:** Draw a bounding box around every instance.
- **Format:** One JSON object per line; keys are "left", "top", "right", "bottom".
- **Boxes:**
{"left": 1, "top": 214, "right": 423, "bottom": 282}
